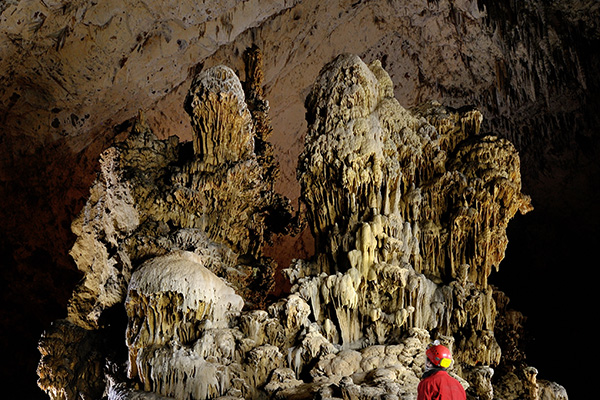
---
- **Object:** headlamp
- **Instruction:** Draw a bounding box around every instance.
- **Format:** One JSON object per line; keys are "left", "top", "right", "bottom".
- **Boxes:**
{"left": 439, "top": 358, "right": 452, "bottom": 368}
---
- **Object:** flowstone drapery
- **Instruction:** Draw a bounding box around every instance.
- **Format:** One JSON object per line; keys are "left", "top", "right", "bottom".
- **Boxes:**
{"left": 37, "top": 50, "right": 567, "bottom": 400}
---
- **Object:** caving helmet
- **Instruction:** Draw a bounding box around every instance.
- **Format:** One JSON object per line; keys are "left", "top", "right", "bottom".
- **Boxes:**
{"left": 426, "top": 342, "right": 453, "bottom": 368}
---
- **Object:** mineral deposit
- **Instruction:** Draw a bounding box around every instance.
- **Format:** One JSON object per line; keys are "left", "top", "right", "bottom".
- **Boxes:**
{"left": 37, "top": 50, "right": 567, "bottom": 400}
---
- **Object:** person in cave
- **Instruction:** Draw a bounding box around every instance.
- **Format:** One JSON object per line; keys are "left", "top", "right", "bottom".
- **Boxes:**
{"left": 417, "top": 342, "right": 466, "bottom": 400}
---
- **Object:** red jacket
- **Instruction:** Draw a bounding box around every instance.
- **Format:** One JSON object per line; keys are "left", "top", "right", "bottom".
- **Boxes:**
{"left": 417, "top": 369, "right": 466, "bottom": 400}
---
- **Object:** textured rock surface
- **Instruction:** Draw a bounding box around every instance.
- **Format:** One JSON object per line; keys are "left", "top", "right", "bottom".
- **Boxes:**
{"left": 36, "top": 52, "right": 567, "bottom": 400}
{"left": 37, "top": 319, "right": 107, "bottom": 400}
{"left": 1, "top": 0, "right": 598, "bottom": 399}
{"left": 37, "top": 58, "right": 298, "bottom": 399}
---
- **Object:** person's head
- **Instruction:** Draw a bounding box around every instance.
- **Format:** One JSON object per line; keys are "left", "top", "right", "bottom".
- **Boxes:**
{"left": 426, "top": 342, "right": 453, "bottom": 369}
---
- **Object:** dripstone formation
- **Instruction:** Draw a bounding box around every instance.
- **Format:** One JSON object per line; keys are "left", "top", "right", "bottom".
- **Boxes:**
{"left": 37, "top": 51, "right": 567, "bottom": 400}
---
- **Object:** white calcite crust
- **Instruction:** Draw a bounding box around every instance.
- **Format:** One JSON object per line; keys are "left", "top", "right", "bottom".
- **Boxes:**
{"left": 126, "top": 250, "right": 244, "bottom": 326}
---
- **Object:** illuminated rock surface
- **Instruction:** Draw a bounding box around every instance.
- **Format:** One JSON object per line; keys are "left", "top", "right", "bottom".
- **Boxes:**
{"left": 36, "top": 51, "right": 568, "bottom": 400}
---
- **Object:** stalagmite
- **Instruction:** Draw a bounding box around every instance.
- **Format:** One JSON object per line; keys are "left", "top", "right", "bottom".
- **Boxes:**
{"left": 37, "top": 49, "right": 568, "bottom": 400}
{"left": 184, "top": 64, "right": 254, "bottom": 167}
{"left": 124, "top": 251, "right": 244, "bottom": 386}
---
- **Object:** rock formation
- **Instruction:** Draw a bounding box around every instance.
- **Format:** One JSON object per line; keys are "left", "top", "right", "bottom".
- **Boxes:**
{"left": 2, "top": 2, "right": 598, "bottom": 398}
{"left": 37, "top": 50, "right": 568, "bottom": 400}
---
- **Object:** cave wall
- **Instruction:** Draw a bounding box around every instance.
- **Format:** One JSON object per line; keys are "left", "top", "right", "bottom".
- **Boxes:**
{"left": 0, "top": 0, "right": 598, "bottom": 399}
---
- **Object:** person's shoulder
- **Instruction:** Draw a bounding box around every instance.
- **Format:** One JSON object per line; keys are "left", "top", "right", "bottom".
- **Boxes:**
{"left": 431, "top": 369, "right": 450, "bottom": 379}
{"left": 433, "top": 370, "right": 462, "bottom": 386}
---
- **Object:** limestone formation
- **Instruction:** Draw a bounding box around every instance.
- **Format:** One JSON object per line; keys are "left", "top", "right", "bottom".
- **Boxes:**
{"left": 37, "top": 51, "right": 568, "bottom": 400}
{"left": 37, "top": 319, "right": 106, "bottom": 400}
{"left": 184, "top": 64, "right": 254, "bottom": 167}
